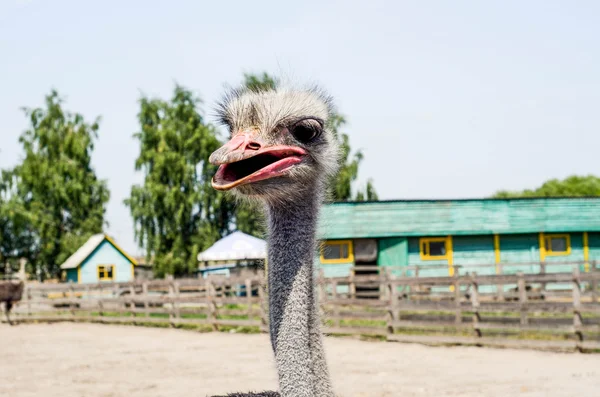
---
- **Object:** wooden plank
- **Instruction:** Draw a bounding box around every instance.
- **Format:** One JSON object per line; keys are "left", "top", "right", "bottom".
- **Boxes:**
{"left": 322, "top": 326, "right": 388, "bottom": 336}
{"left": 387, "top": 334, "right": 577, "bottom": 352}
{"left": 391, "top": 320, "right": 473, "bottom": 330}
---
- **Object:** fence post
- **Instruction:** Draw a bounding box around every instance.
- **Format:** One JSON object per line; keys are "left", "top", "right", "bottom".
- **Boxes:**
{"left": 245, "top": 278, "right": 253, "bottom": 318}
{"left": 539, "top": 262, "right": 547, "bottom": 293}
{"left": 349, "top": 268, "right": 356, "bottom": 299}
{"left": 496, "top": 262, "right": 504, "bottom": 301}
{"left": 317, "top": 269, "right": 328, "bottom": 326}
{"left": 258, "top": 278, "right": 267, "bottom": 332}
{"left": 207, "top": 279, "right": 218, "bottom": 331}
{"left": 129, "top": 284, "right": 136, "bottom": 313}
{"left": 414, "top": 266, "right": 420, "bottom": 293}
{"left": 258, "top": 277, "right": 269, "bottom": 332}
{"left": 470, "top": 273, "right": 481, "bottom": 338}
{"left": 167, "top": 277, "right": 175, "bottom": 327}
{"left": 98, "top": 286, "right": 104, "bottom": 320}
{"left": 84, "top": 284, "right": 91, "bottom": 314}
{"left": 517, "top": 272, "right": 528, "bottom": 326}
{"left": 142, "top": 281, "right": 150, "bottom": 318}
{"left": 317, "top": 269, "right": 327, "bottom": 301}
{"left": 69, "top": 281, "right": 75, "bottom": 318}
{"left": 173, "top": 280, "right": 181, "bottom": 323}
{"left": 454, "top": 273, "right": 462, "bottom": 324}
{"left": 572, "top": 266, "right": 583, "bottom": 350}
{"left": 331, "top": 280, "right": 340, "bottom": 327}
{"left": 380, "top": 268, "right": 389, "bottom": 301}
{"left": 27, "top": 284, "right": 32, "bottom": 318}
{"left": 387, "top": 274, "right": 399, "bottom": 336}
{"left": 112, "top": 283, "right": 120, "bottom": 312}
{"left": 591, "top": 260, "right": 598, "bottom": 304}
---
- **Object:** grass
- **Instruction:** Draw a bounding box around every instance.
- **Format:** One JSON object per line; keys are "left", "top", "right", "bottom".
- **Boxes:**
{"left": 14, "top": 303, "right": 599, "bottom": 350}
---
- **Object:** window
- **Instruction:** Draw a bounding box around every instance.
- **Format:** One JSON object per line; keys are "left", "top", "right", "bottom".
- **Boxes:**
{"left": 420, "top": 237, "right": 451, "bottom": 260}
{"left": 97, "top": 265, "right": 115, "bottom": 281}
{"left": 320, "top": 240, "right": 354, "bottom": 264}
{"left": 544, "top": 234, "right": 571, "bottom": 256}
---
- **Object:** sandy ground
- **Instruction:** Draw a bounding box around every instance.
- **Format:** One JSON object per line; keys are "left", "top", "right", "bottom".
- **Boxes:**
{"left": 1, "top": 323, "right": 599, "bottom": 397}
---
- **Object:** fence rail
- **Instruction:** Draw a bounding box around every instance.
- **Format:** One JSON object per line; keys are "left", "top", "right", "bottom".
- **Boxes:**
{"left": 3, "top": 263, "right": 600, "bottom": 352}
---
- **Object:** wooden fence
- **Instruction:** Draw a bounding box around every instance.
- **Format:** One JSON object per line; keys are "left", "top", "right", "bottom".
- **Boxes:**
{"left": 4, "top": 262, "right": 600, "bottom": 352}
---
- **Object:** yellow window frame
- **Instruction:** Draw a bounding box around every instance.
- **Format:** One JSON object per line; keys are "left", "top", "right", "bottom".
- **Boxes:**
{"left": 320, "top": 240, "right": 354, "bottom": 264}
{"left": 97, "top": 264, "right": 116, "bottom": 281}
{"left": 420, "top": 237, "right": 451, "bottom": 261}
{"left": 544, "top": 234, "right": 571, "bottom": 256}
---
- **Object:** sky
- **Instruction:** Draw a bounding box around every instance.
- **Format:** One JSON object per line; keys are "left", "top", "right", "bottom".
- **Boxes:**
{"left": 1, "top": 0, "right": 599, "bottom": 255}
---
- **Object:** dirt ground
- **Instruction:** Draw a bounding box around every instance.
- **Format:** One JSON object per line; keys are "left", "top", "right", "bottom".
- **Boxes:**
{"left": 1, "top": 323, "right": 599, "bottom": 397}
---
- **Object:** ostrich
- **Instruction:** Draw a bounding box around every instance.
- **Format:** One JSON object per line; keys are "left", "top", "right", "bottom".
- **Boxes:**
{"left": 209, "top": 83, "right": 340, "bottom": 397}
{"left": 0, "top": 280, "right": 24, "bottom": 325}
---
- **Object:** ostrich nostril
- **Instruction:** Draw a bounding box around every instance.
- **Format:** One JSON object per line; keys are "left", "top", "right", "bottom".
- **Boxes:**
{"left": 246, "top": 141, "right": 261, "bottom": 151}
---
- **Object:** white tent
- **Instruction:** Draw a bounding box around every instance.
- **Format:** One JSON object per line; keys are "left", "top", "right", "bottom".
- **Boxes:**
{"left": 197, "top": 231, "right": 267, "bottom": 262}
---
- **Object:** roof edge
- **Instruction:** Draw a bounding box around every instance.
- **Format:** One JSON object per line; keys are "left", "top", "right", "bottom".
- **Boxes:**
{"left": 326, "top": 196, "right": 600, "bottom": 205}
{"left": 104, "top": 234, "right": 139, "bottom": 266}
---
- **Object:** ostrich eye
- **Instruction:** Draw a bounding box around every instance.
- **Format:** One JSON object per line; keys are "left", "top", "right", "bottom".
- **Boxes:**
{"left": 290, "top": 119, "right": 322, "bottom": 144}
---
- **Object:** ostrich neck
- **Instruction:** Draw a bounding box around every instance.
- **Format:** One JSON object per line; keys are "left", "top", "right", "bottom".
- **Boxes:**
{"left": 265, "top": 194, "right": 334, "bottom": 397}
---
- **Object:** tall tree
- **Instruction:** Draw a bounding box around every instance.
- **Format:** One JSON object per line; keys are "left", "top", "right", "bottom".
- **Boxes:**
{"left": 493, "top": 175, "right": 600, "bottom": 198}
{"left": 125, "top": 85, "right": 231, "bottom": 277}
{"left": 2, "top": 90, "right": 109, "bottom": 279}
{"left": 326, "top": 113, "right": 378, "bottom": 202}
{"left": 0, "top": 175, "right": 36, "bottom": 277}
{"left": 233, "top": 73, "right": 379, "bottom": 237}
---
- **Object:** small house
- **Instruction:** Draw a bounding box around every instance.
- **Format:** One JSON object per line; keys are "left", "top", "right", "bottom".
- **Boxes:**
{"left": 197, "top": 231, "right": 267, "bottom": 278}
{"left": 60, "top": 234, "right": 140, "bottom": 283}
{"left": 316, "top": 197, "right": 600, "bottom": 278}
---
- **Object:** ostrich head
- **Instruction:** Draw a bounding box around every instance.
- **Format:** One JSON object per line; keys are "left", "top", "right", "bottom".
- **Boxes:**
{"left": 209, "top": 85, "right": 339, "bottom": 203}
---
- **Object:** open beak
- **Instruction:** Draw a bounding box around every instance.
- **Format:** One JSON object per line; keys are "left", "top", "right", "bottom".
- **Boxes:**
{"left": 209, "top": 131, "right": 306, "bottom": 191}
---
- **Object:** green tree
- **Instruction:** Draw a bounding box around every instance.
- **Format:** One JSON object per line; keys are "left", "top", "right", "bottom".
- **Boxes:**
{"left": 233, "top": 72, "right": 379, "bottom": 237}
{"left": 493, "top": 175, "right": 600, "bottom": 198}
{"left": 125, "top": 85, "right": 231, "bottom": 277}
{"left": 2, "top": 91, "right": 109, "bottom": 279}
{"left": 326, "top": 113, "right": 378, "bottom": 202}
{"left": 243, "top": 72, "right": 277, "bottom": 92}
{"left": 0, "top": 178, "right": 33, "bottom": 276}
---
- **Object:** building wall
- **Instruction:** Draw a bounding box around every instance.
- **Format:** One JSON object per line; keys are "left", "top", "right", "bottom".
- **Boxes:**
{"left": 542, "top": 232, "right": 585, "bottom": 273}
{"left": 318, "top": 231, "right": 594, "bottom": 281}
{"left": 66, "top": 269, "right": 78, "bottom": 283}
{"left": 407, "top": 237, "right": 451, "bottom": 277}
{"left": 377, "top": 238, "right": 408, "bottom": 276}
{"left": 497, "top": 233, "right": 539, "bottom": 274}
{"left": 79, "top": 240, "right": 133, "bottom": 283}
{"left": 452, "top": 235, "right": 496, "bottom": 275}
{"left": 588, "top": 232, "right": 600, "bottom": 271}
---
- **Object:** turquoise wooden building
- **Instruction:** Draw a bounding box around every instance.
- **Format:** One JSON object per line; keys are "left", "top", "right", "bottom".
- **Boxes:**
{"left": 60, "top": 234, "right": 139, "bottom": 283}
{"left": 316, "top": 197, "right": 600, "bottom": 278}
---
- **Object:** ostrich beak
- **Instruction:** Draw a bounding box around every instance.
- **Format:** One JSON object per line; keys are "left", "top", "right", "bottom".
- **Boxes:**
{"left": 210, "top": 132, "right": 306, "bottom": 191}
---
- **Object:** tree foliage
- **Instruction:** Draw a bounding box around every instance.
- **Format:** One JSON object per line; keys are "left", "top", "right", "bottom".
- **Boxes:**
{"left": 0, "top": 91, "right": 109, "bottom": 279}
{"left": 0, "top": 179, "right": 35, "bottom": 276}
{"left": 326, "top": 113, "right": 378, "bottom": 202}
{"left": 493, "top": 175, "right": 600, "bottom": 198}
{"left": 125, "top": 85, "right": 232, "bottom": 277}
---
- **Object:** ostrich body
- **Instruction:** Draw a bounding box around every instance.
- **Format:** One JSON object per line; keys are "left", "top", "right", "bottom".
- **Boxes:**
{"left": 209, "top": 85, "right": 339, "bottom": 397}
{"left": 0, "top": 280, "right": 24, "bottom": 325}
